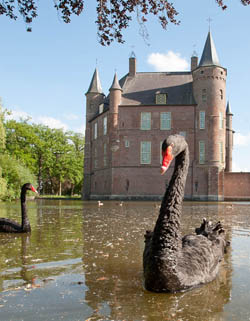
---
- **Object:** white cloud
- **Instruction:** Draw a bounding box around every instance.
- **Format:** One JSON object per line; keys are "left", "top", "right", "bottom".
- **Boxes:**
{"left": 147, "top": 51, "right": 189, "bottom": 72}
{"left": 234, "top": 132, "right": 250, "bottom": 146}
{"left": 5, "top": 109, "right": 31, "bottom": 121}
{"left": 36, "top": 116, "right": 69, "bottom": 131}
{"left": 5, "top": 108, "right": 69, "bottom": 131}
{"left": 63, "top": 113, "right": 79, "bottom": 121}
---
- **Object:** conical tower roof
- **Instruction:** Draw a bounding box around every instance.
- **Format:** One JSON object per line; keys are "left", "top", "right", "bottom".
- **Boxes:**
{"left": 109, "top": 72, "right": 122, "bottom": 91}
{"left": 226, "top": 101, "right": 233, "bottom": 115}
{"left": 86, "top": 68, "right": 103, "bottom": 94}
{"left": 199, "top": 31, "right": 220, "bottom": 67}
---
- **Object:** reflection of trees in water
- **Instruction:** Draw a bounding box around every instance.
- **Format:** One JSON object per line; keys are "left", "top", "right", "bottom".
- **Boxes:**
{"left": 82, "top": 203, "right": 233, "bottom": 321}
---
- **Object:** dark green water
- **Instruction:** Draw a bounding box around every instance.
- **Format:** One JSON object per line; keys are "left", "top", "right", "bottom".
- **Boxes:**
{"left": 0, "top": 199, "right": 250, "bottom": 321}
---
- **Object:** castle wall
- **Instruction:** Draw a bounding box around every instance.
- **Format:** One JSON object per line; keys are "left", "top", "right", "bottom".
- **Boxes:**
{"left": 224, "top": 172, "right": 250, "bottom": 200}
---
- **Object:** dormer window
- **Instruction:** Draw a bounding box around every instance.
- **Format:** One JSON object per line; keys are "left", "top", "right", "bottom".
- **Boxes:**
{"left": 99, "top": 103, "right": 104, "bottom": 114}
{"left": 156, "top": 93, "right": 167, "bottom": 105}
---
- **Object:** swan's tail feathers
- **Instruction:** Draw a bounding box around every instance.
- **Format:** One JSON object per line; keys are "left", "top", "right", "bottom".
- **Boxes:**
{"left": 195, "top": 218, "right": 227, "bottom": 239}
{"left": 195, "top": 218, "right": 230, "bottom": 252}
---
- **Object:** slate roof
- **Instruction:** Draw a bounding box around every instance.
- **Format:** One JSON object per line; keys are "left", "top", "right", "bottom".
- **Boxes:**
{"left": 199, "top": 32, "right": 220, "bottom": 67}
{"left": 86, "top": 68, "right": 103, "bottom": 94}
{"left": 110, "top": 73, "right": 122, "bottom": 91}
{"left": 226, "top": 101, "right": 233, "bottom": 115}
{"left": 119, "top": 72, "right": 195, "bottom": 106}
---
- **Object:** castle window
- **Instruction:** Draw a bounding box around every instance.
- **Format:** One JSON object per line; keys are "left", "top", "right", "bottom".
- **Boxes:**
{"left": 156, "top": 93, "right": 167, "bottom": 105}
{"left": 94, "top": 159, "right": 98, "bottom": 169}
{"left": 202, "top": 89, "right": 207, "bottom": 102}
{"left": 94, "top": 122, "right": 98, "bottom": 139}
{"left": 125, "top": 140, "right": 130, "bottom": 148}
{"left": 220, "top": 89, "right": 223, "bottom": 100}
{"left": 160, "top": 112, "right": 171, "bottom": 130}
{"left": 141, "top": 141, "right": 151, "bottom": 164}
{"left": 219, "top": 142, "right": 224, "bottom": 163}
{"left": 199, "top": 111, "right": 205, "bottom": 129}
{"left": 201, "top": 70, "right": 204, "bottom": 74}
{"left": 219, "top": 112, "right": 224, "bottom": 129}
{"left": 103, "top": 116, "right": 107, "bottom": 135}
{"left": 141, "top": 112, "right": 151, "bottom": 130}
{"left": 103, "top": 143, "right": 107, "bottom": 167}
{"left": 99, "top": 103, "right": 104, "bottom": 114}
{"left": 199, "top": 141, "right": 205, "bottom": 164}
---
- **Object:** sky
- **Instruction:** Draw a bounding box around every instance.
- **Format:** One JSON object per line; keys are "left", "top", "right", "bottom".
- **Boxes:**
{"left": 0, "top": 0, "right": 250, "bottom": 171}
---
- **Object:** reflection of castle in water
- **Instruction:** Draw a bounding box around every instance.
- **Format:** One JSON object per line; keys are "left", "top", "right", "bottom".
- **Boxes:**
{"left": 82, "top": 203, "right": 233, "bottom": 321}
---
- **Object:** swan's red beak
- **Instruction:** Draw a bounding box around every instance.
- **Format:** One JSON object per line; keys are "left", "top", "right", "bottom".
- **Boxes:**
{"left": 31, "top": 186, "right": 38, "bottom": 193}
{"left": 161, "top": 146, "right": 173, "bottom": 175}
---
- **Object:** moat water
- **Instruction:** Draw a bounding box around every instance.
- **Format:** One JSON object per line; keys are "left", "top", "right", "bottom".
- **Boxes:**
{"left": 0, "top": 199, "right": 250, "bottom": 320}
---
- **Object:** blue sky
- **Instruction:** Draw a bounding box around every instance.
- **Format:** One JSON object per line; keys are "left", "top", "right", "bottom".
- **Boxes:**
{"left": 0, "top": 0, "right": 250, "bottom": 171}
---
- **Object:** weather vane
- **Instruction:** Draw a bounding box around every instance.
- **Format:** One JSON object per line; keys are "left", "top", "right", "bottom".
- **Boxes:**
{"left": 207, "top": 17, "right": 212, "bottom": 30}
{"left": 130, "top": 45, "right": 136, "bottom": 58}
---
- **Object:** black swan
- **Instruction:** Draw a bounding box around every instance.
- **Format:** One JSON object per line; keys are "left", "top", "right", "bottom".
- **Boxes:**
{"left": 143, "top": 134, "right": 229, "bottom": 293}
{"left": 0, "top": 183, "right": 38, "bottom": 233}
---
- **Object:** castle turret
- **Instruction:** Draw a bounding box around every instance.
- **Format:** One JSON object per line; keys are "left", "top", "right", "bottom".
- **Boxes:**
{"left": 192, "top": 31, "right": 227, "bottom": 200}
{"left": 82, "top": 68, "right": 105, "bottom": 200}
{"left": 225, "top": 101, "right": 234, "bottom": 172}
{"left": 108, "top": 72, "right": 122, "bottom": 155}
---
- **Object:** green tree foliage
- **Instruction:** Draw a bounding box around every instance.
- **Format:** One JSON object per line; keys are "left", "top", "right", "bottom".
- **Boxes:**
{"left": 0, "top": 1, "right": 249, "bottom": 45}
{"left": 4, "top": 119, "right": 84, "bottom": 196}
{"left": 0, "top": 153, "right": 36, "bottom": 200}
{"left": 0, "top": 102, "right": 5, "bottom": 151}
{"left": 0, "top": 102, "right": 7, "bottom": 199}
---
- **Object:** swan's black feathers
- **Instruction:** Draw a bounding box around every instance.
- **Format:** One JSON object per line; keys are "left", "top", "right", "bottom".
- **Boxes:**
{"left": 0, "top": 183, "right": 36, "bottom": 233}
{"left": 0, "top": 218, "right": 22, "bottom": 233}
{"left": 143, "top": 135, "right": 229, "bottom": 293}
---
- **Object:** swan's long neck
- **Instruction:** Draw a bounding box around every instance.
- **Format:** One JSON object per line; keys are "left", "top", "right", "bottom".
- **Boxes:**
{"left": 21, "top": 188, "right": 31, "bottom": 232}
{"left": 152, "top": 146, "right": 189, "bottom": 255}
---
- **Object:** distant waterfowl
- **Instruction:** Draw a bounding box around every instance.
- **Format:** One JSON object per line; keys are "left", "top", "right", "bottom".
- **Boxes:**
{"left": 98, "top": 200, "right": 104, "bottom": 207}
{"left": 0, "top": 183, "right": 38, "bottom": 233}
{"left": 143, "top": 135, "right": 229, "bottom": 293}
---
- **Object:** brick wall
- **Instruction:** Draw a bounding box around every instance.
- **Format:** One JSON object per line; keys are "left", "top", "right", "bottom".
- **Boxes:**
{"left": 224, "top": 172, "right": 250, "bottom": 200}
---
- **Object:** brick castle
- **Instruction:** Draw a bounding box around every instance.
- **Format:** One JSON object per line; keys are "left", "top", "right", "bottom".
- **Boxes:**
{"left": 82, "top": 31, "right": 248, "bottom": 201}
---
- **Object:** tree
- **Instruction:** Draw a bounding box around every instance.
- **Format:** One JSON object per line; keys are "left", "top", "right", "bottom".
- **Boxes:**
{"left": 0, "top": 102, "right": 7, "bottom": 199}
{"left": 4, "top": 118, "right": 84, "bottom": 196}
{"left": 0, "top": 0, "right": 249, "bottom": 46}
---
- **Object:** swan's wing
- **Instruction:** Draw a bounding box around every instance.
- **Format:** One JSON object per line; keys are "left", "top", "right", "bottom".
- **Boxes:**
{"left": 0, "top": 218, "right": 22, "bottom": 233}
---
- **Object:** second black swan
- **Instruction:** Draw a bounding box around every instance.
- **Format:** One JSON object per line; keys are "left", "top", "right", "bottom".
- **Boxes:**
{"left": 143, "top": 134, "right": 229, "bottom": 293}
{"left": 0, "top": 183, "right": 38, "bottom": 233}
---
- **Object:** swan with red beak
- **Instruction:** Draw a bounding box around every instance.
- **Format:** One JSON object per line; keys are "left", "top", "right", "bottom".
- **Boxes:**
{"left": 161, "top": 144, "right": 173, "bottom": 175}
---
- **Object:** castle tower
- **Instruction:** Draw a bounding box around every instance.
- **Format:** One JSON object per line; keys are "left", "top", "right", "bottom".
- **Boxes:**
{"left": 82, "top": 68, "right": 105, "bottom": 200}
{"left": 108, "top": 73, "right": 122, "bottom": 180}
{"left": 225, "top": 101, "right": 234, "bottom": 172}
{"left": 192, "top": 31, "right": 227, "bottom": 200}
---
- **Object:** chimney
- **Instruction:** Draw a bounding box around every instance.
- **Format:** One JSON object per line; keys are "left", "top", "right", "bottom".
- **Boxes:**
{"left": 191, "top": 55, "right": 198, "bottom": 71}
{"left": 129, "top": 51, "right": 136, "bottom": 77}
